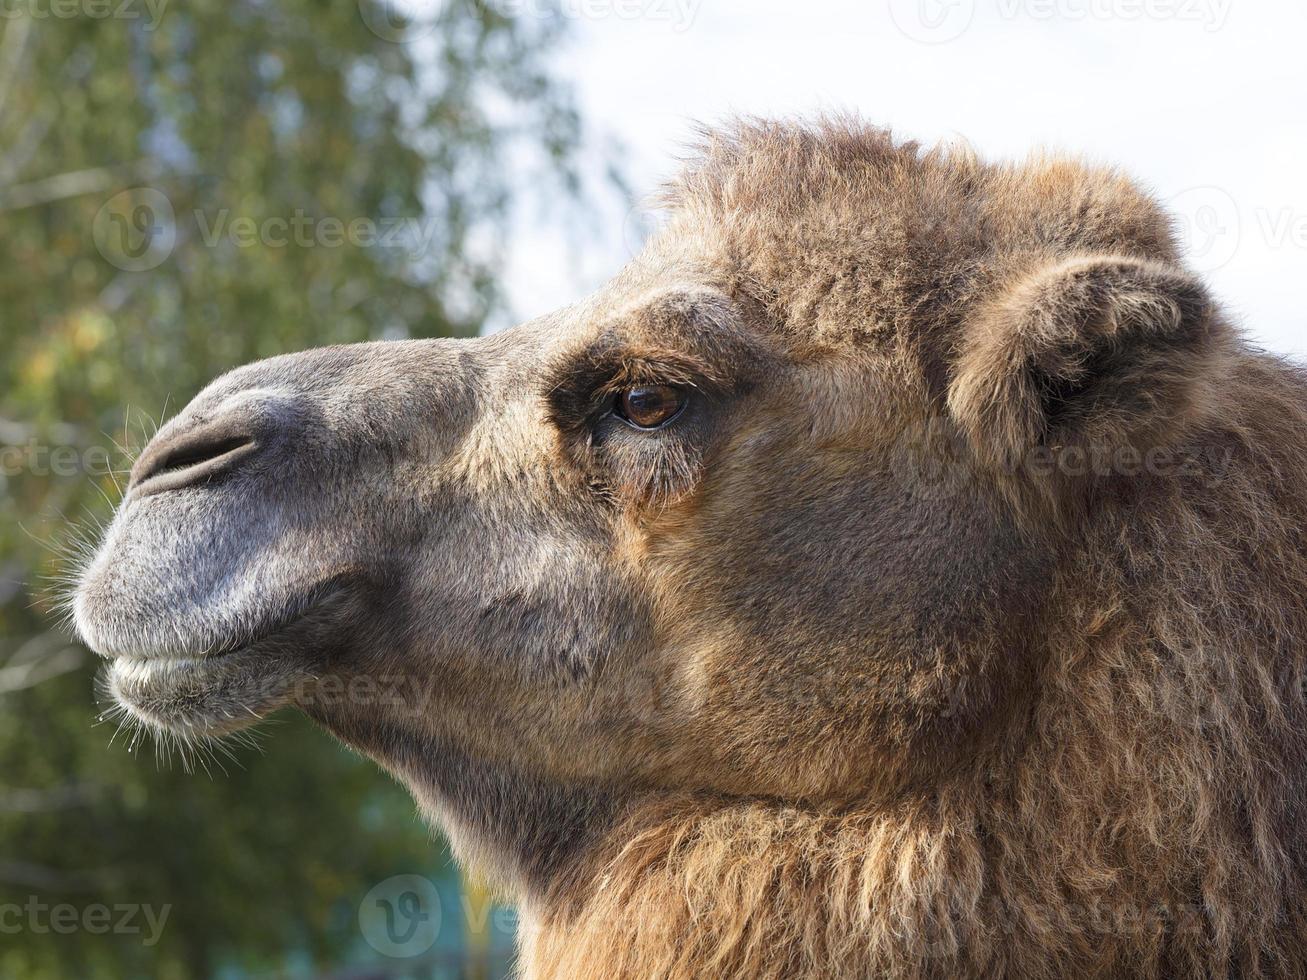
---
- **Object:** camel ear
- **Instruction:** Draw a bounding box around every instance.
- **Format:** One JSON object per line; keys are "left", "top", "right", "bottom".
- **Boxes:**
{"left": 947, "top": 255, "right": 1219, "bottom": 474}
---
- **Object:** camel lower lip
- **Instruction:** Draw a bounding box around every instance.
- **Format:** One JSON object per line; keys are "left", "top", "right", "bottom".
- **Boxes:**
{"left": 106, "top": 643, "right": 298, "bottom": 737}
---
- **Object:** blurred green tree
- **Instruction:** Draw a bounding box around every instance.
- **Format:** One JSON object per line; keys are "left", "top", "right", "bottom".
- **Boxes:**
{"left": 0, "top": 1, "right": 594, "bottom": 976}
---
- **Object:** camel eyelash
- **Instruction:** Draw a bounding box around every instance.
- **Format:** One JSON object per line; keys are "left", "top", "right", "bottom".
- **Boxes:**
{"left": 544, "top": 347, "right": 718, "bottom": 436}
{"left": 542, "top": 351, "right": 720, "bottom": 505}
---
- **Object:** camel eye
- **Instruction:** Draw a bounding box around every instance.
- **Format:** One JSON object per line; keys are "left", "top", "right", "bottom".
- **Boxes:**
{"left": 615, "top": 385, "right": 686, "bottom": 429}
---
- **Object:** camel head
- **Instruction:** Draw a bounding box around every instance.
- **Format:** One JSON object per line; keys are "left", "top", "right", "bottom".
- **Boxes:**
{"left": 75, "top": 122, "right": 1276, "bottom": 976}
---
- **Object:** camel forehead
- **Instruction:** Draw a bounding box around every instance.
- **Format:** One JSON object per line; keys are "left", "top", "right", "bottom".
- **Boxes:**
{"left": 632, "top": 118, "right": 1183, "bottom": 354}
{"left": 660, "top": 118, "right": 1178, "bottom": 250}
{"left": 523, "top": 118, "right": 1185, "bottom": 365}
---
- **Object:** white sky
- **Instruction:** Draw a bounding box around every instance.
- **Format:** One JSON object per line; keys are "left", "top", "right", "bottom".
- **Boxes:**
{"left": 500, "top": 0, "right": 1307, "bottom": 358}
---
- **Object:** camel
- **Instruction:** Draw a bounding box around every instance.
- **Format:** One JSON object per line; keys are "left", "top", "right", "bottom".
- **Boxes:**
{"left": 73, "top": 118, "right": 1307, "bottom": 978}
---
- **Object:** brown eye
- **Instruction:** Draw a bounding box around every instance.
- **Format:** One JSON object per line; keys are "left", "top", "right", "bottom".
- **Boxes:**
{"left": 615, "top": 385, "right": 686, "bottom": 429}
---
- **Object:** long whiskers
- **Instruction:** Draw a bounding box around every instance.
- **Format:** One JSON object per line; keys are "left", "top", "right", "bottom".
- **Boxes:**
{"left": 92, "top": 669, "right": 271, "bottom": 778}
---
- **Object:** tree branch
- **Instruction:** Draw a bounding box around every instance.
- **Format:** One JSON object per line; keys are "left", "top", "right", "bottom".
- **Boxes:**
{"left": 0, "top": 636, "right": 84, "bottom": 694}
{"left": 0, "top": 159, "right": 164, "bottom": 211}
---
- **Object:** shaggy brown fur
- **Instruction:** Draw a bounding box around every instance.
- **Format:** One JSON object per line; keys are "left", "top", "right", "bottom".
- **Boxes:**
{"left": 518, "top": 120, "right": 1307, "bottom": 979}
{"left": 76, "top": 118, "right": 1307, "bottom": 978}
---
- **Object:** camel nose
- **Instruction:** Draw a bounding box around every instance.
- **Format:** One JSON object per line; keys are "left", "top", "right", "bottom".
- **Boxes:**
{"left": 128, "top": 416, "right": 259, "bottom": 499}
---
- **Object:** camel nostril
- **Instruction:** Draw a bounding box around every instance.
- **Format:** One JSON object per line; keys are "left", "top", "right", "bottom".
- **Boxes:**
{"left": 129, "top": 422, "right": 259, "bottom": 497}
{"left": 151, "top": 434, "right": 252, "bottom": 478}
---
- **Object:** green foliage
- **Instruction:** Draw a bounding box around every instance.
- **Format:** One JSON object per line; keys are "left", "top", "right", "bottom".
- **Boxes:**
{"left": 0, "top": 2, "right": 589, "bottom": 975}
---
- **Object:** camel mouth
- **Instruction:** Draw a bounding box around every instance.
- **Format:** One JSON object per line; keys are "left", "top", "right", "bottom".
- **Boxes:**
{"left": 106, "top": 648, "right": 274, "bottom": 737}
{"left": 102, "top": 584, "right": 351, "bottom": 738}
